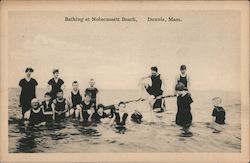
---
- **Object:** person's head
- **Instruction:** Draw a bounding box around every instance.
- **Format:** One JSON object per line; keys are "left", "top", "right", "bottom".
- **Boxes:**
{"left": 89, "top": 78, "right": 95, "bottom": 87}
{"left": 212, "top": 97, "right": 222, "bottom": 107}
{"left": 131, "top": 110, "right": 143, "bottom": 122}
{"left": 44, "top": 92, "right": 51, "bottom": 101}
{"left": 175, "top": 82, "right": 185, "bottom": 95}
{"left": 25, "top": 67, "right": 34, "bottom": 77}
{"left": 31, "top": 98, "right": 39, "bottom": 109}
{"left": 97, "top": 105, "right": 104, "bottom": 115}
{"left": 84, "top": 93, "right": 91, "bottom": 103}
{"left": 56, "top": 89, "right": 64, "bottom": 100}
{"left": 118, "top": 101, "right": 126, "bottom": 109}
{"left": 151, "top": 66, "right": 158, "bottom": 76}
{"left": 53, "top": 69, "right": 59, "bottom": 78}
{"left": 180, "top": 65, "right": 187, "bottom": 75}
{"left": 72, "top": 81, "right": 79, "bottom": 91}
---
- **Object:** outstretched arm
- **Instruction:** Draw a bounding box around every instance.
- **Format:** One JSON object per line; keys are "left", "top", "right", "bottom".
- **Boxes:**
{"left": 161, "top": 76, "right": 167, "bottom": 95}
{"left": 140, "top": 75, "right": 151, "bottom": 81}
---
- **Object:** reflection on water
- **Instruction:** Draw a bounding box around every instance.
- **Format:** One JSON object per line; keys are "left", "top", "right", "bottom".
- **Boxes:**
{"left": 8, "top": 88, "right": 241, "bottom": 153}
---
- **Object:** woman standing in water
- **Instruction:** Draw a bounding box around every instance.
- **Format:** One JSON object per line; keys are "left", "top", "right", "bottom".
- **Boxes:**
{"left": 19, "top": 67, "right": 38, "bottom": 118}
{"left": 139, "top": 66, "right": 166, "bottom": 112}
{"left": 47, "top": 69, "right": 65, "bottom": 100}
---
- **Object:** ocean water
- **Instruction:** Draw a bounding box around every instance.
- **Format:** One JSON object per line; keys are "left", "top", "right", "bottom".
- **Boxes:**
{"left": 8, "top": 88, "right": 241, "bottom": 153}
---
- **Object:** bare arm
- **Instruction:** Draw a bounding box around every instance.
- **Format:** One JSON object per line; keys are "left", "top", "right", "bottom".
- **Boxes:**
{"left": 47, "top": 84, "right": 52, "bottom": 92}
{"left": 161, "top": 76, "right": 167, "bottom": 95}
{"left": 187, "top": 74, "right": 191, "bottom": 91}
{"left": 42, "top": 106, "right": 53, "bottom": 115}
{"left": 140, "top": 75, "right": 151, "bottom": 81}
{"left": 61, "top": 84, "right": 65, "bottom": 90}
{"left": 63, "top": 100, "right": 69, "bottom": 113}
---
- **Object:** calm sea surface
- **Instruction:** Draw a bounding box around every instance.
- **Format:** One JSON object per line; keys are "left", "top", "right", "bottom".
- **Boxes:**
{"left": 8, "top": 88, "right": 241, "bottom": 153}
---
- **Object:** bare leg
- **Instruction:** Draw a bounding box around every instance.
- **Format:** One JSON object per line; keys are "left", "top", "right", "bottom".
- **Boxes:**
{"left": 76, "top": 105, "right": 83, "bottom": 122}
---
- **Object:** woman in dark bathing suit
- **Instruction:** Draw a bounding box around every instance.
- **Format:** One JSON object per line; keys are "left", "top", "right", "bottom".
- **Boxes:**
{"left": 139, "top": 66, "right": 166, "bottom": 112}
{"left": 19, "top": 67, "right": 38, "bottom": 118}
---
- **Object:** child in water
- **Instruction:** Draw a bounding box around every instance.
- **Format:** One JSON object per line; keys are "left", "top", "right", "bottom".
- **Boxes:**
{"left": 52, "top": 89, "right": 69, "bottom": 121}
{"left": 91, "top": 104, "right": 110, "bottom": 123}
{"left": 48, "top": 69, "right": 65, "bottom": 100}
{"left": 211, "top": 97, "right": 226, "bottom": 133}
{"left": 175, "top": 83, "right": 193, "bottom": 136}
{"left": 110, "top": 102, "right": 128, "bottom": 128}
{"left": 176, "top": 64, "right": 191, "bottom": 91}
{"left": 77, "top": 93, "right": 95, "bottom": 123}
{"left": 69, "top": 81, "right": 83, "bottom": 118}
{"left": 41, "top": 92, "right": 53, "bottom": 122}
{"left": 85, "top": 78, "right": 99, "bottom": 110}
{"left": 24, "top": 98, "right": 45, "bottom": 127}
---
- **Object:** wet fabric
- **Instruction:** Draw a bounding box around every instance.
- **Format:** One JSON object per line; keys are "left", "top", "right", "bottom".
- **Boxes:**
{"left": 212, "top": 107, "right": 226, "bottom": 124}
{"left": 19, "top": 78, "right": 38, "bottom": 116}
{"left": 48, "top": 78, "right": 64, "bottom": 99}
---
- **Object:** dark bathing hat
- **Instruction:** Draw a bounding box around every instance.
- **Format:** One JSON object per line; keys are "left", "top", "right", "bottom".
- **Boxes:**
{"left": 53, "top": 69, "right": 59, "bottom": 74}
{"left": 151, "top": 66, "right": 158, "bottom": 72}
{"left": 180, "top": 65, "right": 187, "bottom": 70}
{"left": 97, "top": 104, "right": 105, "bottom": 109}
{"left": 25, "top": 67, "right": 34, "bottom": 72}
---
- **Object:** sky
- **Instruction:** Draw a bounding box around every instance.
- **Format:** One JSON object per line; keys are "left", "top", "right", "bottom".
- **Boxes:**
{"left": 8, "top": 10, "right": 241, "bottom": 91}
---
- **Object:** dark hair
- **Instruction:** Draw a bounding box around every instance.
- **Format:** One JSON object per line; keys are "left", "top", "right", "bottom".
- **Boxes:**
{"left": 84, "top": 93, "right": 91, "bottom": 97}
{"left": 57, "top": 89, "right": 63, "bottom": 93}
{"left": 72, "top": 81, "right": 78, "bottom": 85}
{"left": 180, "top": 65, "right": 187, "bottom": 70}
{"left": 25, "top": 67, "right": 34, "bottom": 73}
{"left": 118, "top": 101, "right": 126, "bottom": 107}
{"left": 53, "top": 69, "right": 59, "bottom": 74}
{"left": 97, "top": 104, "right": 105, "bottom": 109}
{"left": 151, "top": 66, "right": 158, "bottom": 72}
{"left": 44, "top": 92, "right": 51, "bottom": 97}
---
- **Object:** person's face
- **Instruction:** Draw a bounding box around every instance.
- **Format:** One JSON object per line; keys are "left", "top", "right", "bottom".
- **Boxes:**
{"left": 151, "top": 70, "right": 157, "bottom": 76}
{"left": 32, "top": 102, "right": 39, "bottom": 109}
{"left": 53, "top": 72, "right": 59, "bottom": 78}
{"left": 57, "top": 92, "right": 64, "bottom": 99}
{"left": 72, "top": 83, "right": 79, "bottom": 91}
{"left": 26, "top": 71, "right": 32, "bottom": 77}
{"left": 177, "top": 90, "right": 183, "bottom": 95}
{"left": 97, "top": 107, "right": 104, "bottom": 115}
{"left": 212, "top": 99, "right": 221, "bottom": 106}
{"left": 84, "top": 95, "right": 91, "bottom": 102}
{"left": 118, "top": 103, "right": 126, "bottom": 109}
{"left": 89, "top": 80, "right": 95, "bottom": 87}
{"left": 44, "top": 95, "right": 51, "bottom": 101}
{"left": 181, "top": 69, "right": 186, "bottom": 74}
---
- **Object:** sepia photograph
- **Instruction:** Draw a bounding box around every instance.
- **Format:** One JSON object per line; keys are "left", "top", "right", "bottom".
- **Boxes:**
{"left": 0, "top": 1, "right": 249, "bottom": 162}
